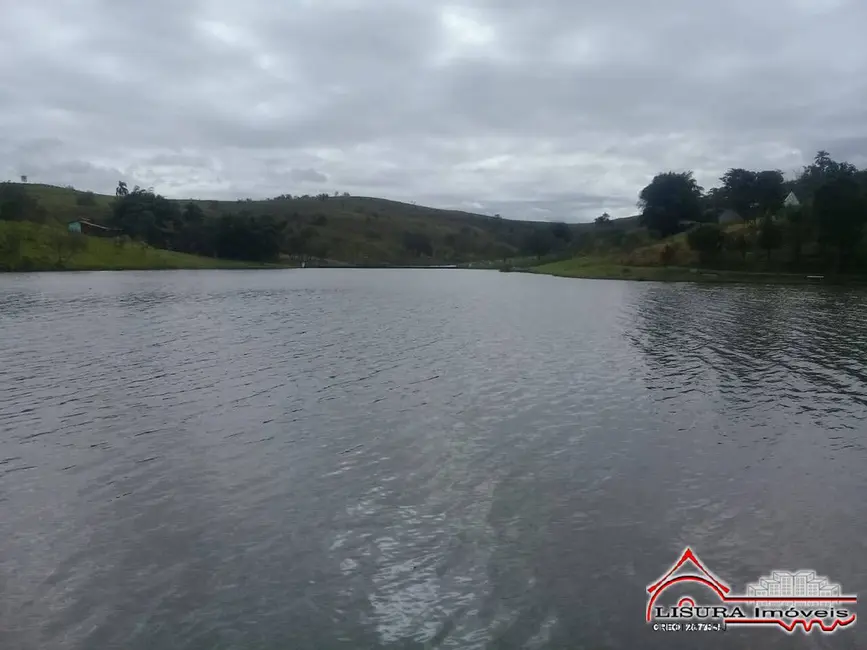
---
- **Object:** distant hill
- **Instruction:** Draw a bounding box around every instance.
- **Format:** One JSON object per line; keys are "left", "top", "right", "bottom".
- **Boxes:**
{"left": 7, "top": 182, "right": 615, "bottom": 265}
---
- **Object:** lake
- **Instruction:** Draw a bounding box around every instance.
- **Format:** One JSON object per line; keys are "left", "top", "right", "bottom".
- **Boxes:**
{"left": 1, "top": 269, "right": 866, "bottom": 649}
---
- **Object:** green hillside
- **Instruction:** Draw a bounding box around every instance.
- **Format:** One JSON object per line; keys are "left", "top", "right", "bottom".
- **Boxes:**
{"left": 2, "top": 182, "right": 589, "bottom": 268}
{"left": 0, "top": 221, "right": 270, "bottom": 271}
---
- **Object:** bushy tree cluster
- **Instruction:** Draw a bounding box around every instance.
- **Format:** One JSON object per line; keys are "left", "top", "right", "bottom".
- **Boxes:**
{"left": 110, "top": 184, "right": 285, "bottom": 262}
{"left": 639, "top": 151, "right": 867, "bottom": 271}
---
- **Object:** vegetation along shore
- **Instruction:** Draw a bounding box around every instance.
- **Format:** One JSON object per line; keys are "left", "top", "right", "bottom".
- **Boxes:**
{"left": 518, "top": 149, "right": 867, "bottom": 285}
{"left": 2, "top": 150, "right": 867, "bottom": 282}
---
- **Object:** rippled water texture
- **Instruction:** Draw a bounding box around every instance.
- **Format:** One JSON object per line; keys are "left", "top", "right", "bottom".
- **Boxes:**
{"left": 2, "top": 269, "right": 866, "bottom": 649}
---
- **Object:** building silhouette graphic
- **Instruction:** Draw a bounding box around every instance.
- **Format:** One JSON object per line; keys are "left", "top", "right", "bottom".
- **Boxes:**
{"left": 747, "top": 571, "right": 841, "bottom": 605}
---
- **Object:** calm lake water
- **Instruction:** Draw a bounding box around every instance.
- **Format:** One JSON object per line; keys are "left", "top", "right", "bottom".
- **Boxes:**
{"left": 1, "top": 269, "right": 866, "bottom": 650}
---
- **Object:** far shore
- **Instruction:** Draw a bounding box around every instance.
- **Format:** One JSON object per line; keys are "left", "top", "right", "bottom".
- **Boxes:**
{"left": 510, "top": 259, "right": 867, "bottom": 286}
{"left": 6, "top": 251, "right": 867, "bottom": 287}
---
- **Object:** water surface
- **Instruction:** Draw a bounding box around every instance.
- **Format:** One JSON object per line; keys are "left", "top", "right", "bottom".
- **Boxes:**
{"left": 1, "top": 269, "right": 866, "bottom": 649}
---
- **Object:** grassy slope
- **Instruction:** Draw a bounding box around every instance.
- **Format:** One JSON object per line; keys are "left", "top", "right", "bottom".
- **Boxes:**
{"left": 0, "top": 221, "right": 272, "bottom": 271}
{"left": 12, "top": 183, "right": 578, "bottom": 266}
{"left": 530, "top": 224, "right": 866, "bottom": 284}
{"left": 531, "top": 257, "right": 831, "bottom": 283}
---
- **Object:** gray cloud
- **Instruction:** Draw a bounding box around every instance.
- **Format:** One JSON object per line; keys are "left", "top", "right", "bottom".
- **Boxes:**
{"left": 1, "top": 0, "right": 866, "bottom": 221}
{"left": 289, "top": 168, "right": 329, "bottom": 184}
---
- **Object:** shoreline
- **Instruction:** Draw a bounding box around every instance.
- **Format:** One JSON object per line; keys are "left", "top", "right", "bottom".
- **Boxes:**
{"left": 5, "top": 256, "right": 867, "bottom": 286}
{"left": 519, "top": 261, "right": 867, "bottom": 286}
{"left": 0, "top": 260, "right": 466, "bottom": 273}
{"left": 0, "top": 261, "right": 292, "bottom": 273}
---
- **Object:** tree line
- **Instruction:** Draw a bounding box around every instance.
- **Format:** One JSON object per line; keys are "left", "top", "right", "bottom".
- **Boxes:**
{"left": 111, "top": 183, "right": 287, "bottom": 262}
{"left": 636, "top": 151, "right": 867, "bottom": 272}
{"left": 2, "top": 181, "right": 578, "bottom": 264}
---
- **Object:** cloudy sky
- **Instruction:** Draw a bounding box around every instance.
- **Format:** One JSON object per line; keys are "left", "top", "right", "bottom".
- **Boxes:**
{"left": 1, "top": 0, "right": 866, "bottom": 221}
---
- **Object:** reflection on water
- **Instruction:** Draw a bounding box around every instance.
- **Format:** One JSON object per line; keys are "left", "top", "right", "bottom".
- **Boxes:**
{"left": 1, "top": 270, "right": 866, "bottom": 649}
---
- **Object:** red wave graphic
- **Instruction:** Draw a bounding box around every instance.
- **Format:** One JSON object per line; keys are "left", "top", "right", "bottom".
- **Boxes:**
{"left": 726, "top": 615, "right": 857, "bottom": 632}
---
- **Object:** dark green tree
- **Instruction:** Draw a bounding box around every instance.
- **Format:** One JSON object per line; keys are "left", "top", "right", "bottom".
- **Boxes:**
{"left": 757, "top": 216, "right": 783, "bottom": 261}
{"left": 725, "top": 230, "right": 750, "bottom": 261}
{"left": 659, "top": 243, "right": 676, "bottom": 267}
{"left": 111, "top": 187, "right": 181, "bottom": 248}
{"left": 701, "top": 186, "right": 727, "bottom": 220}
{"left": 638, "top": 172, "right": 703, "bottom": 236}
{"left": 719, "top": 168, "right": 758, "bottom": 220}
{"left": 784, "top": 205, "right": 811, "bottom": 264}
{"left": 76, "top": 191, "right": 97, "bottom": 207}
{"left": 754, "top": 170, "right": 786, "bottom": 219}
{"left": 814, "top": 176, "right": 867, "bottom": 270}
{"left": 183, "top": 202, "right": 205, "bottom": 223}
{"left": 403, "top": 232, "right": 433, "bottom": 257}
{"left": 0, "top": 227, "right": 23, "bottom": 269}
{"left": 795, "top": 151, "right": 857, "bottom": 200}
{"left": 0, "top": 183, "right": 44, "bottom": 222}
{"left": 606, "top": 228, "right": 626, "bottom": 248}
{"left": 522, "top": 230, "right": 554, "bottom": 259}
{"left": 686, "top": 223, "right": 724, "bottom": 263}
{"left": 49, "top": 231, "right": 87, "bottom": 266}
{"left": 550, "top": 222, "right": 572, "bottom": 242}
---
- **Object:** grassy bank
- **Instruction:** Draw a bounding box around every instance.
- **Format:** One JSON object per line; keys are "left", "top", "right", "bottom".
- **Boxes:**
{"left": 530, "top": 256, "right": 864, "bottom": 285}
{"left": 0, "top": 222, "right": 282, "bottom": 272}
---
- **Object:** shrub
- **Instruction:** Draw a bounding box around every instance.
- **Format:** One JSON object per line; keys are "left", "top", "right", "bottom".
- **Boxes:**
{"left": 687, "top": 223, "right": 724, "bottom": 263}
{"left": 660, "top": 243, "right": 676, "bottom": 267}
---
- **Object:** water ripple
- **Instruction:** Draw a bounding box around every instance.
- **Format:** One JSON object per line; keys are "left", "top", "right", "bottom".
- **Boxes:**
{"left": 1, "top": 271, "right": 866, "bottom": 650}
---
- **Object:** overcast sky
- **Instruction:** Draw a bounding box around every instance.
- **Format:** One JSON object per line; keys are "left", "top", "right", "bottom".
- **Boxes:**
{"left": 1, "top": 0, "right": 866, "bottom": 221}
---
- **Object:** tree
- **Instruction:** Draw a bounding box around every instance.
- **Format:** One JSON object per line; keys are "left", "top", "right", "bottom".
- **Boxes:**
{"left": 756, "top": 216, "right": 783, "bottom": 261}
{"left": 115, "top": 181, "right": 129, "bottom": 197}
{"left": 111, "top": 187, "right": 185, "bottom": 249}
{"left": 550, "top": 221, "right": 572, "bottom": 242}
{"left": 686, "top": 223, "right": 724, "bottom": 263}
{"left": 638, "top": 172, "right": 703, "bottom": 237}
{"left": 20, "top": 175, "right": 27, "bottom": 183}
{"left": 701, "top": 186, "right": 727, "bottom": 220}
{"left": 725, "top": 231, "right": 750, "bottom": 261}
{"left": 49, "top": 231, "right": 87, "bottom": 266}
{"left": 716, "top": 168, "right": 783, "bottom": 222}
{"left": 605, "top": 228, "right": 626, "bottom": 249}
{"left": 310, "top": 242, "right": 329, "bottom": 260}
{"left": 522, "top": 230, "right": 554, "bottom": 259}
{"left": 594, "top": 212, "right": 611, "bottom": 226}
{"left": 0, "top": 227, "right": 23, "bottom": 268}
{"left": 719, "top": 168, "right": 758, "bottom": 220}
{"left": 622, "top": 230, "right": 647, "bottom": 253}
{"left": 182, "top": 202, "right": 205, "bottom": 223}
{"left": 211, "top": 214, "right": 282, "bottom": 262}
{"left": 659, "top": 243, "right": 676, "bottom": 267}
{"left": 754, "top": 170, "right": 786, "bottom": 219}
{"left": 814, "top": 176, "right": 867, "bottom": 270}
{"left": 76, "top": 191, "right": 97, "bottom": 207}
{"left": 403, "top": 231, "right": 433, "bottom": 257}
{"left": 0, "top": 183, "right": 45, "bottom": 222}
{"left": 795, "top": 150, "right": 857, "bottom": 200}
{"left": 784, "top": 204, "right": 811, "bottom": 264}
